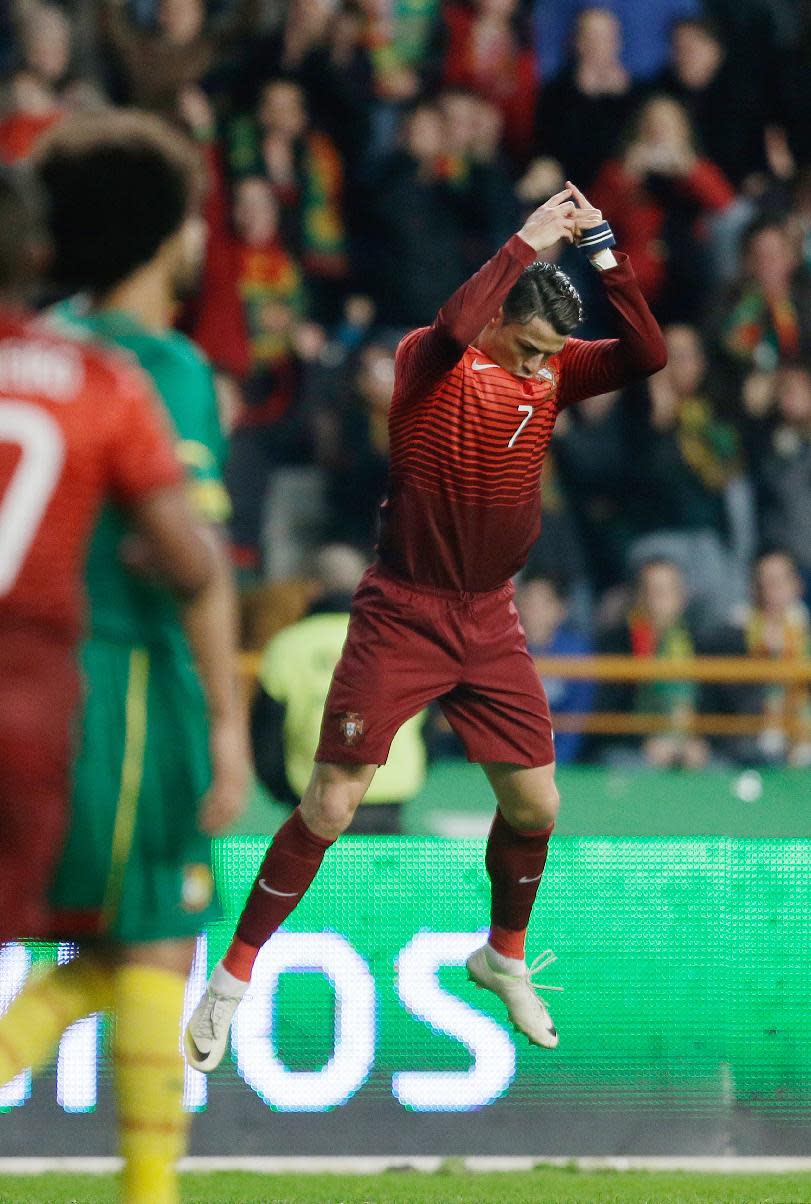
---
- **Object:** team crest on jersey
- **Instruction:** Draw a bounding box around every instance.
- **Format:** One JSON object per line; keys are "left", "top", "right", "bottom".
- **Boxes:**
{"left": 181, "top": 863, "right": 214, "bottom": 912}
{"left": 339, "top": 712, "right": 365, "bottom": 745}
{"left": 538, "top": 366, "right": 555, "bottom": 383}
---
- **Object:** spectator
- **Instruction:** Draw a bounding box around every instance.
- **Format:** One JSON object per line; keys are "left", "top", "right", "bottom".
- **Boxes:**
{"left": 236, "top": 1, "right": 375, "bottom": 186}
{"left": 101, "top": 0, "right": 256, "bottom": 117}
{"left": 251, "top": 543, "right": 428, "bottom": 832}
{"left": 626, "top": 324, "right": 744, "bottom": 619}
{"left": 230, "top": 175, "right": 308, "bottom": 378}
{"left": 441, "top": 0, "right": 538, "bottom": 163}
{"left": 176, "top": 84, "right": 253, "bottom": 380}
{"left": 701, "top": 550, "right": 811, "bottom": 766}
{"left": 357, "top": 101, "right": 467, "bottom": 327}
{"left": 0, "top": 68, "right": 63, "bottom": 163}
{"left": 362, "top": 0, "right": 443, "bottom": 105}
{"left": 656, "top": 18, "right": 767, "bottom": 189}
{"left": 291, "top": 1, "right": 375, "bottom": 188}
{"left": 210, "top": 173, "right": 326, "bottom": 578}
{"left": 721, "top": 217, "right": 811, "bottom": 371}
{"left": 15, "top": 2, "right": 73, "bottom": 88}
{"left": 767, "top": 2, "right": 811, "bottom": 173}
{"left": 436, "top": 89, "right": 518, "bottom": 273}
{"left": 590, "top": 94, "right": 735, "bottom": 320}
{"left": 322, "top": 336, "right": 394, "bottom": 553}
{"left": 516, "top": 574, "right": 594, "bottom": 764}
{"left": 743, "top": 363, "right": 811, "bottom": 593}
{"left": 536, "top": 7, "right": 638, "bottom": 190}
{"left": 522, "top": 448, "right": 591, "bottom": 627}
{"left": 593, "top": 558, "right": 709, "bottom": 769}
{"left": 531, "top": 0, "right": 702, "bottom": 83}
{"left": 227, "top": 77, "right": 348, "bottom": 318}
{"left": 0, "top": 4, "right": 72, "bottom": 162}
{"left": 552, "top": 389, "right": 634, "bottom": 594}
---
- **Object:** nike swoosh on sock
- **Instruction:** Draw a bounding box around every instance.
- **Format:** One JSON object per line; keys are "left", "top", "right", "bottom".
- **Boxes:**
{"left": 257, "top": 878, "right": 299, "bottom": 897}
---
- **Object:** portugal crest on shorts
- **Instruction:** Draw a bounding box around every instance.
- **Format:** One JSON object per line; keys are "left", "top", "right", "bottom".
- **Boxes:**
{"left": 339, "top": 712, "right": 365, "bottom": 746}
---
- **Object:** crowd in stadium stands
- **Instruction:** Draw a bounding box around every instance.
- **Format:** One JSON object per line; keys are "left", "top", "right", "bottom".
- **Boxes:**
{"left": 2, "top": 0, "right": 811, "bottom": 769}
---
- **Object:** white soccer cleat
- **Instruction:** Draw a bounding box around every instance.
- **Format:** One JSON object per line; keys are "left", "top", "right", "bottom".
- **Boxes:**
{"left": 184, "top": 987, "right": 243, "bottom": 1073}
{"left": 466, "top": 945, "right": 561, "bottom": 1049}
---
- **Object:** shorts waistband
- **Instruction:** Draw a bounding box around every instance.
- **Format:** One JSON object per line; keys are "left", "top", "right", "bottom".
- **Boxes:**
{"left": 374, "top": 562, "right": 510, "bottom": 602}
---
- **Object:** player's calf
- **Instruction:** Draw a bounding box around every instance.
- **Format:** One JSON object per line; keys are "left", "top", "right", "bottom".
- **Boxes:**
{"left": 185, "top": 764, "right": 376, "bottom": 1073}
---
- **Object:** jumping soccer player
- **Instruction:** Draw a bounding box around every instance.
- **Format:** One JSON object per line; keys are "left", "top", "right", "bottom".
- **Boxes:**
{"left": 0, "top": 114, "right": 248, "bottom": 1204}
{"left": 0, "top": 167, "right": 212, "bottom": 943}
{"left": 186, "top": 182, "right": 667, "bottom": 1066}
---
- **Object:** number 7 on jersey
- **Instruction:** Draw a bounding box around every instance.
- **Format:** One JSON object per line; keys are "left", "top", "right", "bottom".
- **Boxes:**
{"left": 508, "top": 403, "right": 534, "bottom": 448}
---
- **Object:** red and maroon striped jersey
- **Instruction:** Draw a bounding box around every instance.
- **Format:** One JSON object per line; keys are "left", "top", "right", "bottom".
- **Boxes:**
{"left": 377, "top": 235, "right": 666, "bottom": 592}
{"left": 0, "top": 310, "right": 182, "bottom": 644}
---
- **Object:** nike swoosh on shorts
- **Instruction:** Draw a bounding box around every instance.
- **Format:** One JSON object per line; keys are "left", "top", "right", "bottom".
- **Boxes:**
{"left": 258, "top": 878, "right": 299, "bottom": 897}
{"left": 518, "top": 873, "right": 543, "bottom": 884}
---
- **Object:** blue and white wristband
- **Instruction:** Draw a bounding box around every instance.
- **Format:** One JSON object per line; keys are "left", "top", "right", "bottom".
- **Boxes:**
{"left": 576, "top": 221, "right": 616, "bottom": 257}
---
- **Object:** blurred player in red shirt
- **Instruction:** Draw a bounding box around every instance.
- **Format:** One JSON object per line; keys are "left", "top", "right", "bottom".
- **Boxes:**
{"left": 0, "top": 168, "right": 213, "bottom": 940}
{"left": 187, "top": 182, "right": 667, "bottom": 1062}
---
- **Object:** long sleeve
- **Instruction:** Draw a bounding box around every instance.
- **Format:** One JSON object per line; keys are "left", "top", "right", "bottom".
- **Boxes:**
{"left": 555, "top": 253, "right": 667, "bottom": 409}
{"left": 183, "top": 142, "right": 251, "bottom": 378}
{"left": 678, "top": 159, "right": 735, "bottom": 211}
{"left": 395, "top": 234, "right": 537, "bottom": 405}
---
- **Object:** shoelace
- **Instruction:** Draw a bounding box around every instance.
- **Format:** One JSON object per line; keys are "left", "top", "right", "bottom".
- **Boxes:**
{"left": 526, "top": 950, "right": 564, "bottom": 1004}
{"left": 204, "top": 992, "right": 240, "bottom": 1039}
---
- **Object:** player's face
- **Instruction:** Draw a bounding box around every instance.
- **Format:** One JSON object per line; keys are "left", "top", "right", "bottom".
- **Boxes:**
{"left": 486, "top": 315, "right": 567, "bottom": 379}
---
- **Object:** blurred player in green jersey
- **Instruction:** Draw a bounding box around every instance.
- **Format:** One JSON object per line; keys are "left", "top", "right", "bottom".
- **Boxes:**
{"left": 0, "top": 112, "right": 249, "bottom": 1204}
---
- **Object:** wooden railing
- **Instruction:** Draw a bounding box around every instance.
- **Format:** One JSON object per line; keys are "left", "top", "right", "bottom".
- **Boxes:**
{"left": 239, "top": 653, "right": 811, "bottom": 738}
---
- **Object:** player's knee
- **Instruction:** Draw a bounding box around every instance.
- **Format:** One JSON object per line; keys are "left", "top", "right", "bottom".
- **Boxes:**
{"left": 509, "top": 779, "right": 560, "bottom": 831}
{"left": 313, "top": 791, "right": 358, "bottom": 837}
{"left": 540, "top": 780, "right": 561, "bottom": 825}
{"left": 301, "top": 763, "right": 373, "bottom": 839}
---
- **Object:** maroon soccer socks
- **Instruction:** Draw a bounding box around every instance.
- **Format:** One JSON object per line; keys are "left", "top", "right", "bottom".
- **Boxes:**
{"left": 485, "top": 807, "right": 552, "bottom": 961}
{"left": 221, "top": 802, "right": 551, "bottom": 982}
{"left": 223, "top": 808, "right": 334, "bottom": 981}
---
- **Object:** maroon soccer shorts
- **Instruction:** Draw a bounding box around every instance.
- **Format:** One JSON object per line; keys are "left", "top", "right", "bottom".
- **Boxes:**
{"left": 0, "top": 631, "right": 79, "bottom": 940}
{"left": 316, "top": 564, "right": 554, "bottom": 768}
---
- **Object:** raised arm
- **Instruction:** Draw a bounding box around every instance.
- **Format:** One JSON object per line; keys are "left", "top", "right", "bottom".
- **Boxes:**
{"left": 396, "top": 190, "right": 579, "bottom": 405}
{"left": 553, "top": 182, "right": 667, "bottom": 409}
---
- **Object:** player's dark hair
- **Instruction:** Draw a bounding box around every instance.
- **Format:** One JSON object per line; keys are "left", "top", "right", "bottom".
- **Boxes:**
{"left": 0, "top": 166, "right": 46, "bottom": 294}
{"left": 34, "top": 110, "right": 203, "bottom": 294}
{"left": 504, "top": 261, "right": 583, "bottom": 335}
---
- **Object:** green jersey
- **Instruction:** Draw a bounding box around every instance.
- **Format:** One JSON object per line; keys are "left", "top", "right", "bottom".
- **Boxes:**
{"left": 56, "top": 304, "right": 229, "bottom": 654}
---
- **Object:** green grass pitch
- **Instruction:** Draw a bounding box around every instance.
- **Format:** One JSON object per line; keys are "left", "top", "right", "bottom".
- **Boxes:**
{"left": 1, "top": 1170, "right": 811, "bottom": 1203}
